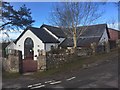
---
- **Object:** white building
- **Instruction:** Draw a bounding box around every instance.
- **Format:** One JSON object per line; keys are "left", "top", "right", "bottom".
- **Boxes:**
{"left": 6, "top": 24, "right": 66, "bottom": 60}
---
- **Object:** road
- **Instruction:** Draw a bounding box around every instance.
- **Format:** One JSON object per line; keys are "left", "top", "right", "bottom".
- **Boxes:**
{"left": 2, "top": 56, "right": 118, "bottom": 89}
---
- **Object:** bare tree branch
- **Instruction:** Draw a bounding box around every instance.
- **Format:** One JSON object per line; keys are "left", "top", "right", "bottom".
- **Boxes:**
{"left": 49, "top": 2, "right": 104, "bottom": 48}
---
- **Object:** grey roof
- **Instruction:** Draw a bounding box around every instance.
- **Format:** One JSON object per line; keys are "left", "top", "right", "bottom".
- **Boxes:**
{"left": 60, "top": 37, "right": 100, "bottom": 47}
{"left": 40, "top": 24, "right": 66, "bottom": 38}
{"left": 78, "top": 24, "right": 107, "bottom": 37}
{"left": 60, "top": 24, "right": 109, "bottom": 47}
{"left": 15, "top": 27, "right": 59, "bottom": 44}
{"left": 63, "top": 24, "right": 109, "bottom": 37}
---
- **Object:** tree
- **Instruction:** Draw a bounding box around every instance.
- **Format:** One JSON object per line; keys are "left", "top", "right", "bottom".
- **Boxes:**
{"left": 50, "top": 2, "right": 104, "bottom": 48}
{"left": 1, "top": 2, "right": 35, "bottom": 34}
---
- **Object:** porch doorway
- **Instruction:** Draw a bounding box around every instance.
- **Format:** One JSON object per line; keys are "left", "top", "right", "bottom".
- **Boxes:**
{"left": 24, "top": 37, "right": 34, "bottom": 60}
{"left": 23, "top": 37, "right": 37, "bottom": 73}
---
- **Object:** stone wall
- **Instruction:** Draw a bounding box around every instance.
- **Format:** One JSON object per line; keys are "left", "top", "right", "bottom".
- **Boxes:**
{"left": 45, "top": 43, "right": 110, "bottom": 70}
{"left": 37, "top": 50, "right": 46, "bottom": 71}
{"left": 2, "top": 50, "right": 21, "bottom": 72}
{"left": 43, "top": 41, "right": 108, "bottom": 71}
{"left": 46, "top": 49, "right": 73, "bottom": 69}
{"left": 38, "top": 46, "right": 96, "bottom": 70}
{"left": 45, "top": 48, "right": 93, "bottom": 69}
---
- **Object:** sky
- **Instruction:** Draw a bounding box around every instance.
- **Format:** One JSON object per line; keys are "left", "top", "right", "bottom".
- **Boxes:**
{"left": 10, "top": 2, "right": 56, "bottom": 27}
{"left": 1, "top": 2, "right": 119, "bottom": 41}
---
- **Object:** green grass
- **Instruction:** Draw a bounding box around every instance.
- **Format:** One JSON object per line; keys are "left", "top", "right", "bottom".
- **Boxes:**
{"left": 2, "top": 72, "right": 21, "bottom": 79}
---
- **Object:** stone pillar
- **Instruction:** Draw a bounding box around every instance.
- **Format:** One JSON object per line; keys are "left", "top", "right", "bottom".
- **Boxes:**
{"left": 116, "top": 39, "right": 120, "bottom": 48}
{"left": 105, "top": 41, "right": 110, "bottom": 53}
{"left": 4, "top": 50, "right": 19, "bottom": 72}
{"left": 37, "top": 50, "right": 46, "bottom": 71}
{"left": 91, "top": 42, "right": 96, "bottom": 55}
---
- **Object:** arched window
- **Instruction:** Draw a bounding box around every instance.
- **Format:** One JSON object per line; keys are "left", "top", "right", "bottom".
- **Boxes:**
{"left": 24, "top": 38, "right": 34, "bottom": 60}
{"left": 25, "top": 38, "right": 34, "bottom": 46}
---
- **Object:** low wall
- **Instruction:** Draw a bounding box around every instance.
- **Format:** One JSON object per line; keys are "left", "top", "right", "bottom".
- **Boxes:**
{"left": 2, "top": 50, "right": 21, "bottom": 73}
{"left": 37, "top": 45, "right": 101, "bottom": 70}
{"left": 45, "top": 48, "right": 92, "bottom": 69}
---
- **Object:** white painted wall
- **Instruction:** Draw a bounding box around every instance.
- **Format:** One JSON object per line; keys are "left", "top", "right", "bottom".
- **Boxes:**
{"left": 6, "top": 42, "right": 16, "bottom": 54}
{"left": 45, "top": 43, "right": 58, "bottom": 51}
{"left": 6, "top": 42, "right": 16, "bottom": 50}
{"left": 16, "top": 30, "right": 45, "bottom": 60}
{"left": 43, "top": 38, "right": 64, "bottom": 51}
{"left": 99, "top": 29, "right": 109, "bottom": 45}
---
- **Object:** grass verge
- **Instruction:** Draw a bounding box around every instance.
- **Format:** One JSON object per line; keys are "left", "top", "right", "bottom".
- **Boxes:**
{"left": 2, "top": 72, "right": 21, "bottom": 79}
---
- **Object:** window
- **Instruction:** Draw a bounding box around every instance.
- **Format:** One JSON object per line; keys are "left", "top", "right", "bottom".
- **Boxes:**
{"left": 25, "top": 38, "right": 33, "bottom": 45}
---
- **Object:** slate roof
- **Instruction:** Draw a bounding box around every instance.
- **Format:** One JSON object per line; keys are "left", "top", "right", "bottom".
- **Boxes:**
{"left": 63, "top": 24, "right": 109, "bottom": 37}
{"left": 78, "top": 24, "right": 107, "bottom": 37}
{"left": 15, "top": 27, "right": 59, "bottom": 44}
{"left": 60, "top": 24, "right": 109, "bottom": 47}
{"left": 60, "top": 37, "right": 100, "bottom": 47}
{"left": 40, "top": 24, "right": 66, "bottom": 38}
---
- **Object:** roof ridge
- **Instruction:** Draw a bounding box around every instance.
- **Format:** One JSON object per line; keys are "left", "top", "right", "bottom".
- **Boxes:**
{"left": 27, "top": 27, "right": 40, "bottom": 30}
{"left": 42, "top": 27, "right": 59, "bottom": 40}
{"left": 77, "top": 23, "right": 107, "bottom": 28}
{"left": 41, "top": 24, "right": 61, "bottom": 29}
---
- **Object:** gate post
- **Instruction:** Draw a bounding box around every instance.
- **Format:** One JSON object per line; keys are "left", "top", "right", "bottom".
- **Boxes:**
{"left": 37, "top": 50, "right": 46, "bottom": 71}
{"left": 18, "top": 51, "right": 23, "bottom": 74}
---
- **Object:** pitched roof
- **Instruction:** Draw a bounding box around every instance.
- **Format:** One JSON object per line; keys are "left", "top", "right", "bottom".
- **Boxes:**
{"left": 78, "top": 24, "right": 107, "bottom": 37}
{"left": 60, "top": 37, "right": 100, "bottom": 47}
{"left": 40, "top": 24, "right": 66, "bottom": 38}
{"left": 15, "top": 27, "right": 59, "bottom": 44}
{"left": 60, "top": 24, "right": 109, "bottom": 47}
{"left": 63, "top": 24, "right": 109, "bottom": 37}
